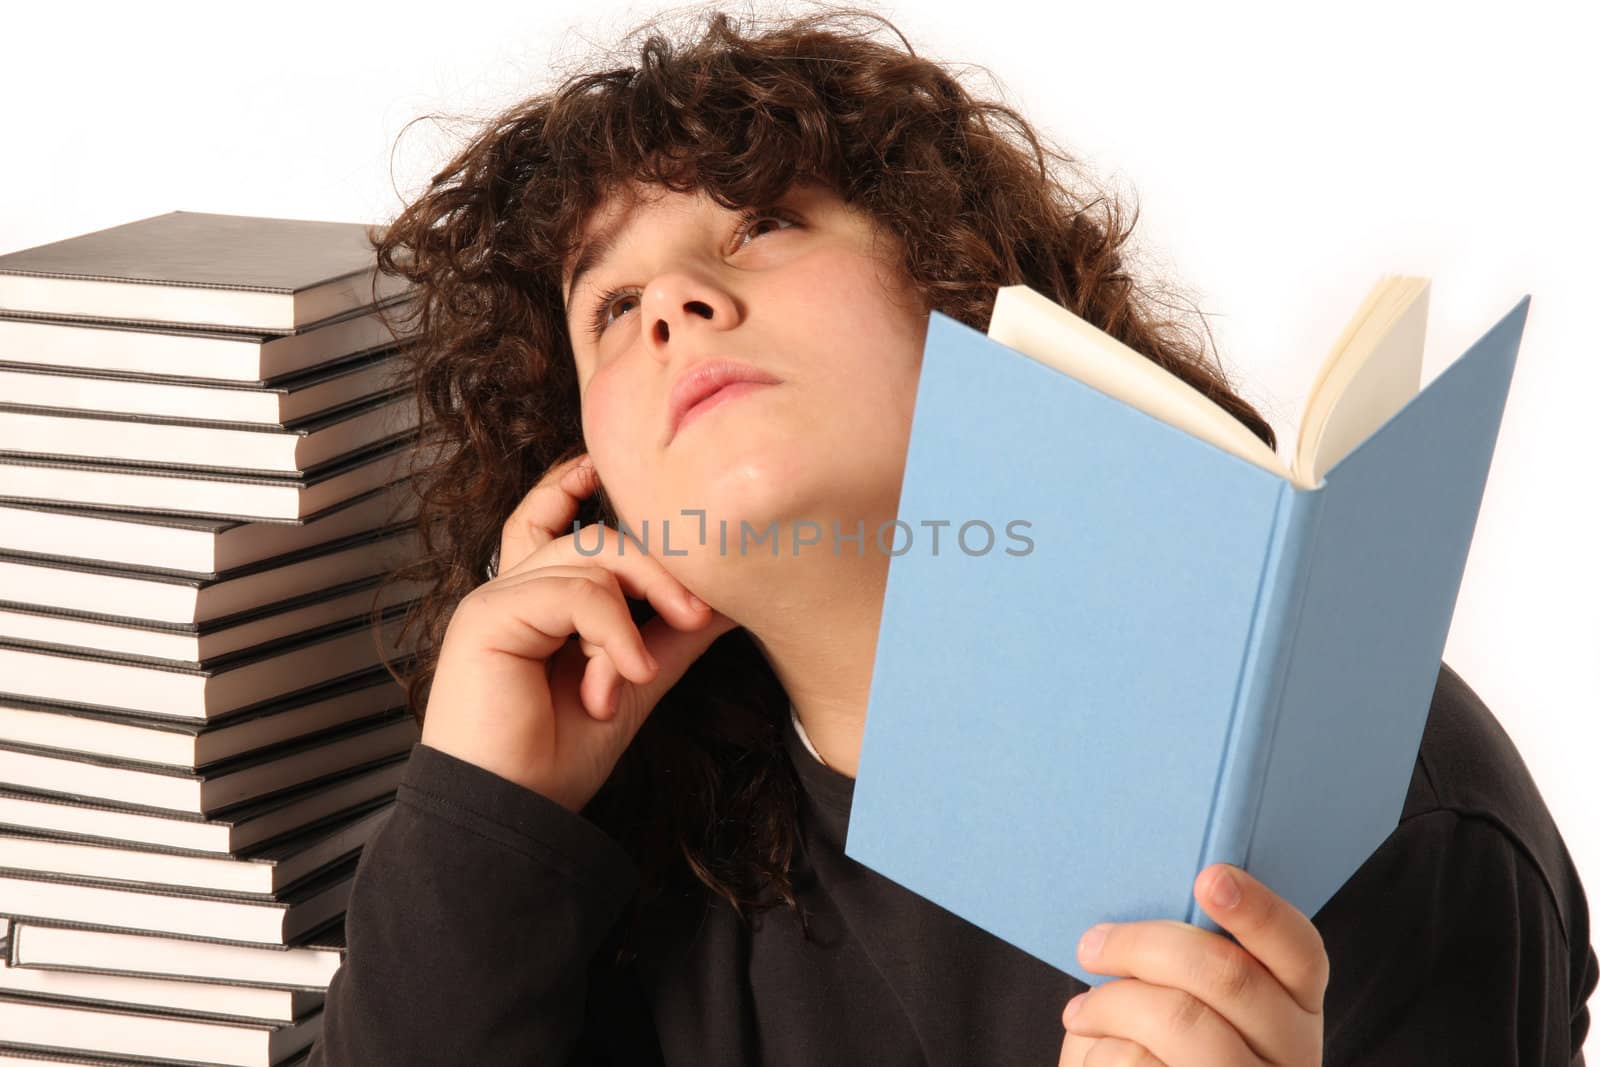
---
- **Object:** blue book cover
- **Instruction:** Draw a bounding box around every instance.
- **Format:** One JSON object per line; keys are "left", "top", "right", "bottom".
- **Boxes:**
{"left": 843, "top": 281, "right": 1530, "bottom": 985}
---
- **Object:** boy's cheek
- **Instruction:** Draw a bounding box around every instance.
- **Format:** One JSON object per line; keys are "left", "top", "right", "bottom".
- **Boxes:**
{"left": 580, "top": 376, "right": 654, "bottom": 522}
{"left": 580, "top": 371, "right": 634, "bottom": 465}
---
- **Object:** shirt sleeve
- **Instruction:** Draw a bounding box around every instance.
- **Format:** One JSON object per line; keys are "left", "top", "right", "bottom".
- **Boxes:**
{"left": 1317, "top": 808, "right": 1598, "bottom": 1066}
{"left": 305, "top": 742, "right": 642, "bottom": 1066}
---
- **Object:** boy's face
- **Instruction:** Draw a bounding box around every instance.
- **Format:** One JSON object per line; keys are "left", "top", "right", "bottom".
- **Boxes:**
{"left": 560, "top": 177, "right": 930, "bottom": 575}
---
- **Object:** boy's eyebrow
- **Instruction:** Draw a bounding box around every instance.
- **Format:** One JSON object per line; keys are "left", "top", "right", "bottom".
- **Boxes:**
{"left": 564, "top": 203, "right": 640, "bottom": 309}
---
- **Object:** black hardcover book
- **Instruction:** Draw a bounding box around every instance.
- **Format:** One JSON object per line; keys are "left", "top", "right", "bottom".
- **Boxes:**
{"left": 0, "top": 573, "right": 424, "bottom": 663}
{"left": 0, "top": 796, "right": 393, "bottom": 896}
{"left": 0, "top": 663, "right": 409, "bottom": 767}
{"left": 0, "top": 995, "right": 321, "bottom": 1066}
{"left": 0, "top": 344, "right": 407, "bottom": 423}
{"left": 0, "top": 210, "right": 408, "bottom": 332}
{"left": 0, "top": 430, "right": 421, "bottom": 522}
{"left": 0, "top": 519, "right": 420, "bottom": 625}
{"left": 0, "top": 712, "right": 417, "bottom": 815}
{"left": 0, "top": 388, "right": 415, "bottom": 474}
{"left": 0, "top": 297, "right": 407, "bottom": 382}
{"left": 0, "top": 852, "right": 361, "bottom": 946}
{"left": 0, "top": 604, "right": 414, "bottom": 721}
{"left": 0, "top": 754, "right": 407, "bottom": 855}
{"left": 0, "top": 482, "right": 416, "bottom": 573}
{"left": 7, "top": 915, "right": 346, "bottom": 993}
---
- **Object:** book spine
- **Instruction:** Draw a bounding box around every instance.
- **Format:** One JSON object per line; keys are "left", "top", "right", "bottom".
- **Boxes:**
{"left": 1188, "top": 482, "right": 1325, "bottom": 932}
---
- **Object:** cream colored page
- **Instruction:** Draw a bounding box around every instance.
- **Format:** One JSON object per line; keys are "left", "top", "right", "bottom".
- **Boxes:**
{"left": 1294, "top": 279, "right": 1429, "bottom": 486}
{"left": 1300, "top": 279, "right": 1390, "bottom": 430}
{"left": 987, "top": 285, "right": 1289, "bottom": 482}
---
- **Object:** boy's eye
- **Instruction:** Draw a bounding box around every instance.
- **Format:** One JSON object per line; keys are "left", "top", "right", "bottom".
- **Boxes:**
{"left": 584, "top": 207, "right": 798, "bottom": 339}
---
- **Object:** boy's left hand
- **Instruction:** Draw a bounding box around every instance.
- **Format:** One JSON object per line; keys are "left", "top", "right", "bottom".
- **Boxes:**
{"left": 1058, "top": 863, "right": 1328, "bottom": 1066}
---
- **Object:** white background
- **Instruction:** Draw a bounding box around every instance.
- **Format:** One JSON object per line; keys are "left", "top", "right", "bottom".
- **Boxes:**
{"left": 3, "top": 0, "right": 1595, "bottom": 1047}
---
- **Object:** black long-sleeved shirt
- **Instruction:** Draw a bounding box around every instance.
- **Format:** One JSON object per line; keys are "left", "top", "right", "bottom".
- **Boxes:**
{"left": 306, "top": 662, "right": 1598, "bottom": 1064}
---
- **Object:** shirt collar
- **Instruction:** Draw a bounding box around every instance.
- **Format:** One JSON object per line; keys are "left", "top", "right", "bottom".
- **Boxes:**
{"left": 780, "top": 702, "right": 856, "bottom": 836}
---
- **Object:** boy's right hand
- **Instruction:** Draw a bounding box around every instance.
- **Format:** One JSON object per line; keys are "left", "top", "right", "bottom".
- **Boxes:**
{"left": 420, "top": 453, "right": 740, "bottom": 814}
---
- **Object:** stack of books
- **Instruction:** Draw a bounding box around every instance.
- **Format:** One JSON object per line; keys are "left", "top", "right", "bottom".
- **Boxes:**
{"left": 0, "top": 212, "right": 432, "bottom": 1066}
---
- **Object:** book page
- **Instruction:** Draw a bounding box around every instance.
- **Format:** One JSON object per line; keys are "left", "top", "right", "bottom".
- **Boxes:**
{"left": 987, "top": 286, "right": 1290, "bottom": 483}
{"left": 1293, "top": 277, "right": 1429, "bottom": 486}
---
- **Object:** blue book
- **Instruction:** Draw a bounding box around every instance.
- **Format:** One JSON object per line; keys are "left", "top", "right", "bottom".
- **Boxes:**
{"left": 844, "top": 277, "right": 1529, "bottom": 985}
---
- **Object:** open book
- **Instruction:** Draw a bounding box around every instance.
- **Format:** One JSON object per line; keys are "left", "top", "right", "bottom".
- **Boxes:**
{"left": 986, "top": 276, "right": 1433, "bottom": 490}
{"left": 845, "top": 276, "right": 1528, "bottom": 985}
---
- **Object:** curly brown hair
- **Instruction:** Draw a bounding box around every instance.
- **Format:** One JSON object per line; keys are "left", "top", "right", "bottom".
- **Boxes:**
{"left": 365, "top": 2, "right": 1278, "bottom": 967}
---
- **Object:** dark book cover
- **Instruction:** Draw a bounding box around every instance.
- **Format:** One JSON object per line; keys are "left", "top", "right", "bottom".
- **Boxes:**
{"left": 0, "top": 711, "right": 416, "bottom": 815}
{"left": 0, "top": 753, "right": 408, "bottom": 856}
{"left": 0, "top": 210, "right": 409, "bottom": 333}
{"left": 0, "top": 296, "right": 410, "bottom": 383}
{"left": 0, "top": 428, "right": 420, "bottom": 524}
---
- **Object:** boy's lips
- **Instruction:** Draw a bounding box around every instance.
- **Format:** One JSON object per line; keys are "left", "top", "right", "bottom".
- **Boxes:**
{"left": 666, "top": 359, "right": 782, "bottom": 442}
{"left": 672, "top": 380, "right": 776, "bottom": 437}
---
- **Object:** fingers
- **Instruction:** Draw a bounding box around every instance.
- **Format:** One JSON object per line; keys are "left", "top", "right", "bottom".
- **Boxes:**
{"left": 1065, "top": 864, "right": 1328, "bottom": 1063}
{"left": 490, "top": 557, "right": 727, "bottom": 721}
{"left": 1060, "top": 1031, "right": 1170, "bottom": 1067}
{"left": 1191, "top": 863, "right": 1330, "bottom": 1016}
{"left": 475, "top": 573, "right": 659, "bottom": 705}
{"left": 1058, "top": 1028, "right": 1088, "bottom": 1067}
{"left": 497, "top": 525, "right": 709, "bottom": 634}
{"left": 485, "top": 456, "right": 731, "bottom": 726}
{"left": 1061, "top": 976, "right": 1256, "bottom": 1064}
{"left": 494, "top": 465, "right": 709, "bottom": 635}
{"left": 581, "top": 606, "right": 741, "bottom": 723}
{"left": 1073, "top": 918, "right": 1279, "bottom": 1060}
{"left": 1081, "top": 1036, "right": 1168, "bottom": 1066}
{"left": 497, "top": 453, "right": 600, "bottom": 574}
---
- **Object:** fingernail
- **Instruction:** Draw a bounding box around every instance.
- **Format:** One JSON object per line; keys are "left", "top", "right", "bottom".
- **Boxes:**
{"left": 608, "top": 687, "right": 621, "bottom": 716}
{"left": 686, "top": 593, "right": 707, "bottom": 611}
{"left": 1077, "top": 924, "right": 1108, "bottom": 963}
{"left": 1062, "top": 992, "right": 1086, "bottom": 1022}
{"left": 644, "top": 649, "right": 660, "bottom": 672}
{"left": 1211, "top": 868, "right": 1241, "bottom": 908}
